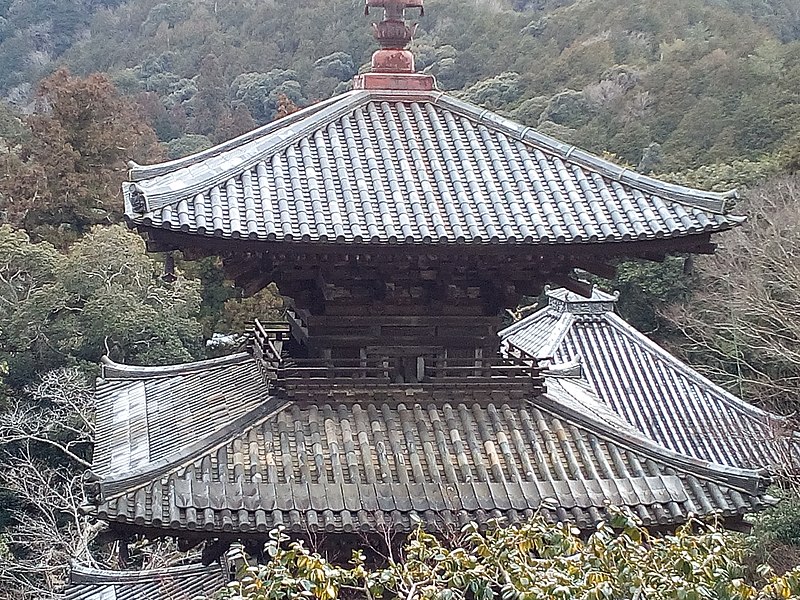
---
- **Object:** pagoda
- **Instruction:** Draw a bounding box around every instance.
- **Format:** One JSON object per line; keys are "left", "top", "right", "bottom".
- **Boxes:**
{"left": 80, "top": 0, "right": 772, "bottom": 583}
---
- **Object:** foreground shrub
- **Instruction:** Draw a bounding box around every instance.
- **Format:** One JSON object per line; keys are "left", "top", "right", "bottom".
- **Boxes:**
{"left": 217, "top": 510, "right": 800, "bottom": 600}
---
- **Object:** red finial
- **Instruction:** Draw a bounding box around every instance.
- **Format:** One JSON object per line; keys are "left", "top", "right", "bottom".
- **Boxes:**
{"left": 356, "top": 0, "right": 435, "bottom": 91}
{"left": 365, "top": 0, "right": 424, "bottom": 49}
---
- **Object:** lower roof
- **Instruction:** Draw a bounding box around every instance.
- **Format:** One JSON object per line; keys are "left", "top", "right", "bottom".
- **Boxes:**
{"left": 65, "top": 563, "right": 225, "bottom": 600}
{"left": 87, "top": 356, "right": 772, "bottom": 537}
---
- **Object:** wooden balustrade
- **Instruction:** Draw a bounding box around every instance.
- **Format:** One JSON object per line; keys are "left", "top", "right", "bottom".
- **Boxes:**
{"left": 248, "top": 318, "right": 542, "bottom": 384}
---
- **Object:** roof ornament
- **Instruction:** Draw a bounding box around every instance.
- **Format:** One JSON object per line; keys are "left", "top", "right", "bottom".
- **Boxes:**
{"left": 545, "top": 285, "right": 619, "bottom": 315}
{"left": 366, "top": 0, "right": 424, "bottom": 53}
{"left": 355, "top": 0, "right": 435, "bottom": 91}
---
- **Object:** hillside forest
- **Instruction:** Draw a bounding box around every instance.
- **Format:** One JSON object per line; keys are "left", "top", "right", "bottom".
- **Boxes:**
{"left": 1, "top": 0, "right": 800, "bottom": 597}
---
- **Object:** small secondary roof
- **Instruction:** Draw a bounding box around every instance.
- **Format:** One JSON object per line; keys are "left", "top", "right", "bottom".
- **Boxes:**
{"left": 64, "top": 563, "right": 225, "bottom": 600}
{"left": 499, "top": 287, "right": 799, "bottom": 471}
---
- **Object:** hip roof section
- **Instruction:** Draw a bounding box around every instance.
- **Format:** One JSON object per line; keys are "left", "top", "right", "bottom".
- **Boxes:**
{"left": 124, "top": 90, "right": 743, "bottom": 246}
{"left": 499, "top": 288, "right": 799, "bottom": 471}
{"left": 93, "top": 353, "right": 270, "bottom": 478}
{"left": 86, "top": 355, "right": 771, "bottom": 537}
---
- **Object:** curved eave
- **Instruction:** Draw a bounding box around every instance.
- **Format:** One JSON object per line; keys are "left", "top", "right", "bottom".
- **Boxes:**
{"left": 123, "top": 88, "right": 743, "bottom": 247}
{"left": 437, "top": 93, "right": 738, "bottom": 214}
{"left": 127, "top": 90, "right": 738, "bottom": 216}
{"left": 127, "top": 91, "right": 367, "bottom": 182}
{"left": 128, "top": 216, "right": 743, "bottom": 245}
{"left": 70, "top": 563, "right": 221, "bottom": 585}
{"left": 100, "top": 352, "right": 251, "bottom": 380}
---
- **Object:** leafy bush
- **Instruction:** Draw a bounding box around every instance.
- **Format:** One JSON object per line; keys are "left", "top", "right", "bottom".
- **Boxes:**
{"left": 216, "top": 511, "right": 800, "bottom": 600}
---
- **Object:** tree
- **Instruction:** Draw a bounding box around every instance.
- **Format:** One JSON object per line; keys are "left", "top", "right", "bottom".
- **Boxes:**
{"left": 663, "top": 173, "right": 800, "bottom": 416}
{"left": 0, "top": 367, "right": 195, "bottom": 599}
{"left": 0, "top": 69, "right": 164, "bottom": 243}
{"left": 231, "top": 70, "right": 305, "bottom": 125}
{"left": 0, "top": 224, "right": 204, "bottom": 389}
{"left": 458, "top": 72, "right": 524, "bottom": 112}
{"left": 0, "top": 224, "right": 207, "bottom": 598}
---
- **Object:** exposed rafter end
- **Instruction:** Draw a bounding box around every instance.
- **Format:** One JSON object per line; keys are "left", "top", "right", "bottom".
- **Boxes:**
{"left": 574, "top": 260, "right": 617, "bottom": 280}
{"left": 550, "top": 274, "right": 593, "bottom": 298}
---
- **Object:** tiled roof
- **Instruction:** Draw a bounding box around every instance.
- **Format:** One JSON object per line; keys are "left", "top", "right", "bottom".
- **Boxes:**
{"left": 87, "top": 358, "right": 771, "bottom": 535}
{"left": 124, "top": 90, "right": 743, "bottom": 246}
{"left": 499, "top": 288, "right": 799, "bottom": 471}
{"left": 64, "top": 563, "right": 225, "bottom": 600}
{"left": 93, "top": 353, "right": 269, "bottom": 477}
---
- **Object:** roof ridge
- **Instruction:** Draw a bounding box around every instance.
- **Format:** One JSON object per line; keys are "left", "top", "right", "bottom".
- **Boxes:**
{"left": 128, "top": 92, "right": 360, "bottom": 182}
{"left": 603, "top": 312, "right": 794, "bottom": 424}
{"left": 434, "top": 95, "right": 739, "bottom": 215}
{"left": 92, "top": 395, "right": 291, "bottom": 500}
{"left": 70, "top": 563, "right": 220, "bottom": 585}
{"left": 534, "top": 391, "right": 771, "bottom": 496}
{"left": 100, "top": 352, "right": 252, "bottom": 380}
{"left": 127, "top": 91, "right": 373, "bottom": 213}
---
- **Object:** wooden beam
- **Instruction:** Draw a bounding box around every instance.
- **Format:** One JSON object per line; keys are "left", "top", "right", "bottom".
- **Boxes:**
{"left": 573, "top": 260, "right": 617, "bottom": 280}
{"left": 550, "top": 274, "right": 593, "bottom": 297}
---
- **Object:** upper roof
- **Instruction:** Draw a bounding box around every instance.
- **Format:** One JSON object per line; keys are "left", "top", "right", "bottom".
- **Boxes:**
{"left": 85, "top": 354, "right": 771, "bottom": 536}
{"left": 64, "top": 563, "right": 225, "bottom": 600}
{"left": 499, "top": 288, "right": 799, "bottom": 471}
{"left": 124, "top": 89, "right": 743, "bottom": 247}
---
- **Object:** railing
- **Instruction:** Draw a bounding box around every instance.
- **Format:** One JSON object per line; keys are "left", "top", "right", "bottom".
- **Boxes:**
{"left": 278, "top": 358, "right": 393, "bottom": 381}
{"left": 504, "top": 340, "right": 539, "bottom": 365}
{"left": 249, "top": 320, "right": 288, "bottom": 380}
{"left": 248, "top": 318, "right": 542, "bottom": 384}
{"left": 424, "top": 356, "right": 539, "bottom": 379}
{"left": 276, "top": 354, "right": 540, "bottom": 382}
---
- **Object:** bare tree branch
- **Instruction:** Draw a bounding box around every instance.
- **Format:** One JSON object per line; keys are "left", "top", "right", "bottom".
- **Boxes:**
{"left": 663, "top": 173, "right": 800, "bottom": 419}
{"left": 0, "top": 367, "right": 94, "bottom": 469}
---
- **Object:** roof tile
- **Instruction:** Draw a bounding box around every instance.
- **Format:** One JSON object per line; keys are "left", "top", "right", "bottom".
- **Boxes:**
{"left": 500, "top": 288, "right": 799, "bottom": 470}
{"left": 125, "top": 92, "right": 742, "bottom": 246}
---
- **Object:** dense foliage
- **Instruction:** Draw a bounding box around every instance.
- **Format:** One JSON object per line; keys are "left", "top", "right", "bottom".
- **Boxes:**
{"left": 219, "top": 513, "right": 800, "bottom": 600}
{"left": 0, "top": 224, "right": 203, "bottom": 390}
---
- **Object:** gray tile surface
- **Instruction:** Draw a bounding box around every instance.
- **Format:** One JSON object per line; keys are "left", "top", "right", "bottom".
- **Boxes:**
{"left": 124, "top": 91, "right": 743, "bottom": 245}
{"left": 500, "top": 288, "right": 799, "bottom": 470}
{"left": 94, "top": 354, "right": 269, "bottom": 477}
{"left": 88, "top": 365, "right": 771, "bottom": 535}
{"left": 65, "top": 563, "right": 225, "bottom": 600}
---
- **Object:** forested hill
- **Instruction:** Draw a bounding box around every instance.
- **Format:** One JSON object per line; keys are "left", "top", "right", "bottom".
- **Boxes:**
{"left": 1, "top": 0, "right": 799, "bottom": 179}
